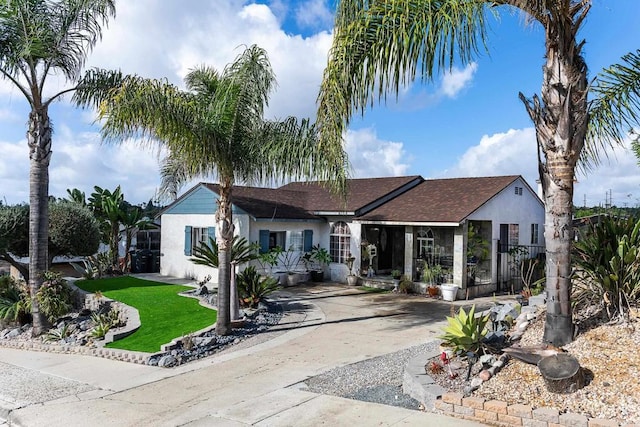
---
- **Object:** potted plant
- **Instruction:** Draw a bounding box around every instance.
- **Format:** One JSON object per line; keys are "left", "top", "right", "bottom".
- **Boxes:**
{"left": 279, "top": 247, "right": 304, "bottom": 286}
{"left": 256, "top": 246, "right": 282, "bottom": 275}
{"left": 309, "top": 245, "right": 331, "bottom": 282}
{"left": 345, "top": 254, "right": 358, "bottom": 286}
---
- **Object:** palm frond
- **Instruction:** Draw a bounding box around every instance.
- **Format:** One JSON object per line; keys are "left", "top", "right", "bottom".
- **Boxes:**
{"left": 586, "top": 49, "right": 640, "bottom": 169}
{"left": 317, "top": 0, "right": 492, "bottom": 196}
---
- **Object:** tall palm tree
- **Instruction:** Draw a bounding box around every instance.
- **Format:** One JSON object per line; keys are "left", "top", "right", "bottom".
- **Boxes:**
{"left": 74, "top": 45, "right": 335, "bottom": 335}
{"left": 316, "top": 0, "right": 609, "bottom": 346}
{"left": 0, "top": 0, "right": 115, "bottom": 335}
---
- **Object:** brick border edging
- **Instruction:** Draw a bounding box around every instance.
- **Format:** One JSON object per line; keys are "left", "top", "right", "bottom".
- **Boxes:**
{"left": 434, "top": 392, "right": 634, "bottom": 427}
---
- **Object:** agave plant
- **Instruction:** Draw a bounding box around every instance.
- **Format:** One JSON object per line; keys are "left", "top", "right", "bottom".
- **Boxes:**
{"left": 439, "top": 305, "right": 489, "bottom": 355}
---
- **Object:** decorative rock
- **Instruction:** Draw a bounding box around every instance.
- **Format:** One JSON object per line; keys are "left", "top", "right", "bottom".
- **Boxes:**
{"left": 509, "top": 331, "right": 523, "bottom": 341}
{"left": 526, "top": 312, "right": 537, "bottom": 321}
{"left": 478, "top": 369, "right": 492, "bottom": 381}
{"left": 6, "top": 328, "right": 20, "bottom": 338}
{"left": 517, "top": 320, "right": 529, "bottom": 331}
{"left": 470, "top": 377, "right": 484, "bottom": 388}
{"left": 480, "top": 354, "right": 496, "bottom": 366}
{"left": 157, "top": 355, "right": 178, "bottom": 367}
{"left": 493, "top": 360, "right": 505, "bottom": 369}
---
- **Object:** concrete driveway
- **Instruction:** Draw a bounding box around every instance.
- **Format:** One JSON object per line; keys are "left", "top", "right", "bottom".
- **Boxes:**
{"left": 0, "top": 282, "right": 492, "bottom": 426}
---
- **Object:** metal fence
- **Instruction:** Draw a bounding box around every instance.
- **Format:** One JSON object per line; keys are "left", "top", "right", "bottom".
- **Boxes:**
{"left": 497, "top": 244, "right": 545, "bottom": 293}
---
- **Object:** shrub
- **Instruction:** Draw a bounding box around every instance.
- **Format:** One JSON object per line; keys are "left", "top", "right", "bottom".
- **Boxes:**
{"left": 439, "top": 305, "right": 489, "bottom": 355}
{"left": 573, "top": 215, "right": 640, "bottom": 320}
{"left": 37, "top": 272, "right": 73, "bottom": 323}
{"left": 398, "top": 275, "right": 413, "bottom": 294}
{"left": 237, "top": 266, "right": 281, "bottom": 308}
{"left": 0, "top": 276, "right": 30, "bottom": 324}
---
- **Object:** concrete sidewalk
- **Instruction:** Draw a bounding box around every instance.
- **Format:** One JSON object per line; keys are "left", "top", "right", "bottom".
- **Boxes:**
{"left": 0, "top": 280, "right": 492, "bottom": 426}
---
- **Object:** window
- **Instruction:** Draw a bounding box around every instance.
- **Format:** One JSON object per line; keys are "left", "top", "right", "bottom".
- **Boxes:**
{"left": 192, "top": 227, "right": 212, "bottom": 253}
{"left": 289, "top": 231, "right": 303, "bottom": 251}
{"left": 531, "top": 224, "right": 539, "bottom": 245}
{"left": 509, "top": 224, "right": 519, "bottom": 245}
{"left": 136, "top": 230, "right": 160, "bottom": 251}
{"left": 184, "top": 226, "right": 214, "bottom": 256}
{"left": 417, "top": 228, "right": 435, "bottom": 261}
{"left": 269, "top": 231, "right": 286, "bottom": 250}
{"left": 499, "top": 223, "right": 519, "bottom": 252}
{"left": 330, "top": 221, "right": 351, "bottom": 263}
{"left": 514, "top": 186, "right": 523, "bottom": 196}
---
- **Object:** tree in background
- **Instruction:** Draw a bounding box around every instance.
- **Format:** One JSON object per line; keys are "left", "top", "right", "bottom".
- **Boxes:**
{"left": 0, "top": 0, "right": 116, "bottom": 335}
{"left": 0, "top": 202, "right": 100, "bottom": 282}
{"left": 74, "top": 45, "right": 339, "bottom": 335}
{"left": 316, "top": 0, "right": 633, "bottom": 346}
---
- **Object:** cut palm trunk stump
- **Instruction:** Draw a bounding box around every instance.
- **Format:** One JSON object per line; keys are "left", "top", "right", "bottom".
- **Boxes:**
{"left": 537, "top": 353, "right": 585, "bottom": 394}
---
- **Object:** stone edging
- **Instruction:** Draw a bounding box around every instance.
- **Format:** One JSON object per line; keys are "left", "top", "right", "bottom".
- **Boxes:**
{"left": 434, "top": 392, "right": 633, "bottom": 427}
{"left": 0, "top": 280, "right": 149, "bottom": 364}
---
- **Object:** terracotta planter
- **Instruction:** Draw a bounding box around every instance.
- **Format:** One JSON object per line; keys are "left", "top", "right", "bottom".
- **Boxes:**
{"left": 427, "top": 286, "right": 439, "bottom": 297}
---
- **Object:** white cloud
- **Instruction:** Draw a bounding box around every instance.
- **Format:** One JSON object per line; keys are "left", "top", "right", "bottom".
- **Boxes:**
{"left": 294, "top": 0, "right": 334, "bottom": 30}
{"left": 440, "top": 62, "right": 478, "bottom": 98}
{"left": 445, "top": 127, "right": 640, "bottom": 207}
{"left": 446, "top": 127, "right": 538, "bottom": 185}
{"left": 0, "top": 126, "right": 164, "bottom": 206}
{"left": 85, "top": 0, "right": 332, "bottom": 121}
{"left": 344, "top": 128, "right": 411, "bottom": 177}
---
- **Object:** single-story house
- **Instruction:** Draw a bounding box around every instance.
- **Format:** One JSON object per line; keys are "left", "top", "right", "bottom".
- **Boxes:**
{"left": 159, "top": 175, "right": 545, "bottom": 297}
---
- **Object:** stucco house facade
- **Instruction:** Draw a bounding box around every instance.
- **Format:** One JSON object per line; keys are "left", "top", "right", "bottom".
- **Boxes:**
{"left": 159, "top": 175, "right": 545, "bottom": 297}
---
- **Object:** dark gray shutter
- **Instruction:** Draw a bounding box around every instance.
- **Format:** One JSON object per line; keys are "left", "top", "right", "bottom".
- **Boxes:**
{"left": 303, "top": 229, "right": 313, "bottom": 252}
{"left": 207, "top": 227, "right": 216, "bottom": 248}
{"left": 259, "top": 229, "right": 270, "bottom": 253}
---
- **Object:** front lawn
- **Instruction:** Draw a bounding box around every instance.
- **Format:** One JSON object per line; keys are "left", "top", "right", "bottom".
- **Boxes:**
{"left": 76, "top": 276, "right": 216, "bottom": 353}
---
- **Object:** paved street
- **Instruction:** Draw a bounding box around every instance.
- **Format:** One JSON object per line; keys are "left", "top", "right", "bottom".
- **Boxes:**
{"left": 0, "top": 281, "right": 493, "bottom": 426}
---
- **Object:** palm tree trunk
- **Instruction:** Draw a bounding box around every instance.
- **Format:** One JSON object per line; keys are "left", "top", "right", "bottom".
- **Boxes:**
{"left": 215, "top": 179, "right": 234, "bottom": 335}
{"left": 521, "top": 6, "right": 588, "bottom": 346}
{"left": 28, "top": 107, "right": 52, "bottom": 336}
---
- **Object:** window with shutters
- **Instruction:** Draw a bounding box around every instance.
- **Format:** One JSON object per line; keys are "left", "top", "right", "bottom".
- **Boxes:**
{"left": 192, "top": 227, "right": 212, "bottom": 254}
{"left": 289, "top": 231, "right": 303, "bottom": 251}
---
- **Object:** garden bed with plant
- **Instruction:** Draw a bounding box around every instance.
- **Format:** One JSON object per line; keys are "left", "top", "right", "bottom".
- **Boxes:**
{"left": 425, "top": 215, "right": 640, "bottom": 424}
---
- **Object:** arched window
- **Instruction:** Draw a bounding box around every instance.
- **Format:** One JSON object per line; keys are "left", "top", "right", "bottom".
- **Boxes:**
{"left": 417, "top": 228, "right": 435, "bottom": 261}
{"left": 330, "top": 221, "right": 351, "bottom": 263}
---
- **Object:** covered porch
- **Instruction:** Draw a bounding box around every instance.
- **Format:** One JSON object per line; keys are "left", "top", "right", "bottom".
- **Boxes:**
{"left": 357, "top": 221, "right": 494, "bottom": 298}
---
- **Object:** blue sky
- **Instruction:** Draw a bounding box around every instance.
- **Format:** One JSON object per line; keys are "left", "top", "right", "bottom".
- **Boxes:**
{"left": 1, "top": 0, "right": 639, "bottom": 208}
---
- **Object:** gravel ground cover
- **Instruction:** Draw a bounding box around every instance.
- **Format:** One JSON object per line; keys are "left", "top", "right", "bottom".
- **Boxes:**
{"left": 474, "top": 309, "right": 640, "bottom": 424}
{"left": 303, "top": 341, "right": 440, "bottom": 411}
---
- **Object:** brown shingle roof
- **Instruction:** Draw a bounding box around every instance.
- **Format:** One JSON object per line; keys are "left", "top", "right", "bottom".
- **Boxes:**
{"left": 357, "top": 176, "right": 522, "bottom": 223}
{"left": 203, "top": 184, "right": 316, "bottom": 220}
{"left": 280, "top": 175, "right": 422, "bottom": 212}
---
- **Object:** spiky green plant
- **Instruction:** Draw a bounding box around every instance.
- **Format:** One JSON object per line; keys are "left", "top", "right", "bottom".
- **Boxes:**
{"left": 573, "top": 216, "right": 640, "bottom": 320}
{"left": 236, "top": 266, "right": 281, "bottom": 308}
{"left": 439, "top": 305, "right": 489, "bottom": 355}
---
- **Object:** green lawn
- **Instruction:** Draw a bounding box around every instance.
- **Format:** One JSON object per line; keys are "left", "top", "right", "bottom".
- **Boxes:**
{"left": 76, "top": 276, "right": 216, "bottom": 353}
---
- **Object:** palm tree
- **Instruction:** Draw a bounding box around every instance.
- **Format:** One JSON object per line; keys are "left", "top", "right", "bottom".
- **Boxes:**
{"left": 0, "top": 0, "right": 115, "bottom": 335}
{"left": 74, "top": 45, "right": 335, "bottom": 335}
{"left": 316, "top": 0, "right": 607, "bottom": 346}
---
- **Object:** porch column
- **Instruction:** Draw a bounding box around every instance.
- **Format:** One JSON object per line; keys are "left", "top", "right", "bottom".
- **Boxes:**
{"left": 404, "top": 226, "right": 414, "bottom": 278}
{"left": 452, "top": 224, "right": 468, "bottom": 288}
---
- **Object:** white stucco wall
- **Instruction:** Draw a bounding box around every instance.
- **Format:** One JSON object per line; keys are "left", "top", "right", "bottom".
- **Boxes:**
{"left": 160, "top": 213, "right": 251, "bottom": 282}
{"left": 466, "top": 177, "right": 545, "bottom": 285}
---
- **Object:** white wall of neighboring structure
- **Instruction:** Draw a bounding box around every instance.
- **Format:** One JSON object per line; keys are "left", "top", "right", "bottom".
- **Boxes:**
{"left": 466, "top": 177, "right": 545, "bottom": 286}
